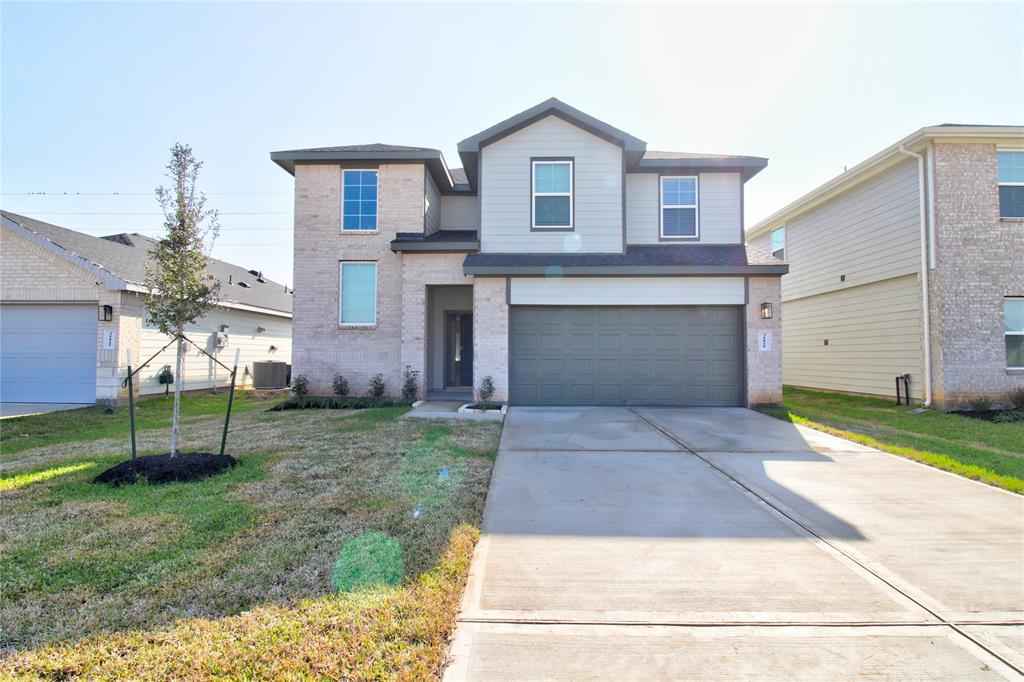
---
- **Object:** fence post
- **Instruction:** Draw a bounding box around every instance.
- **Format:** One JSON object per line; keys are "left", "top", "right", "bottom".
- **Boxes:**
{"left": 127, "top": 349, "right": 137, "bottom": 460}
{"left": 219, "top": 349, "right": 241, "bottom": 457}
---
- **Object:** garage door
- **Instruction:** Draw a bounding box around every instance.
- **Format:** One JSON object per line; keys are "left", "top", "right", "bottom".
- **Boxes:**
{"left": 509, "top": 306, "right": 743, "bottom": 406}
{"left": 1, "top": 304, "right": 97, "bottom": 403}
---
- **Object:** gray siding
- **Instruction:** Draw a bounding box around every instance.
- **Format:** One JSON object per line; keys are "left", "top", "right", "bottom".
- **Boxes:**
{"left": 480, "top": 115, "right": 623, "bottom": 253}
{"left": 782, "top": 275, "right": 923, "bottom": 397}
{"left": 626, "top": 172, "right": 742, "bottom": 245}
{"left": 440, "top": 195, "right": 479, "bottom": 231}
{"left": 424, "top": 172, "right": 441, "bottom": 235}
{"left": 781, "top": 158, "right": 921, "bottom": 301}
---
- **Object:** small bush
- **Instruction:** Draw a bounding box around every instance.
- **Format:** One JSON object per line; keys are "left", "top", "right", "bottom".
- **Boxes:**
{"left": 478, "top": 375, "right": 495, "bottom": 403}
{"left": 332, "top": 373, "right": 349, "bottom": 397}
{"left": 969, "top": 396, "right": 992, "bottom": 413}
{"left": 291, "top": 374, "right": 309, "bottom": 398}
{"left": 401, "top": 365, "right": 420, "bottom": 402}
{"left": 1010, "top": 388, "right": 1024, "bottom": 411}
{"left": 993, "top": 409, "right": 1024, "bottom": 424}
{"left": 368, "top": 373, "right": 386, "bottom": 399}
{"left": 270, "top": 396, "right": 412, "bottom": 411}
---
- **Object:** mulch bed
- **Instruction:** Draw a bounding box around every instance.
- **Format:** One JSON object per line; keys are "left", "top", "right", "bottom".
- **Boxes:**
{"left": 93, "top": 453, "right": 237, "bottom": 486}
{"left": 951, "top": 410, "right": 1022, "bottom": 423}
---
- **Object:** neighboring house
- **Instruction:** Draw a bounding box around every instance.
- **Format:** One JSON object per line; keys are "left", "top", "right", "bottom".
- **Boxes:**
{"left": 271, "top": 98, "right": 786, "bottom": 406}
{"left": 0, "top": 211, "right": 293, "bottom": 404}
{"left": 747, "top": 125, "right": 1024, "bottom": 409}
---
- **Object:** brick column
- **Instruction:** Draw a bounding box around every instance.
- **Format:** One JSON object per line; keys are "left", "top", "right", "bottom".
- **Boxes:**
{"left": 472, "top": 277, "right": 508, "bottom": 402}
{"left": 746, "top": 276, "right": 783, "bottom": 405}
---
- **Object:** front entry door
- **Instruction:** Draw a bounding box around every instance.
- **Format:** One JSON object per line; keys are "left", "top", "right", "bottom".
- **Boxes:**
{"left": 445, "top": 312, "right": 473, "bottom": 388}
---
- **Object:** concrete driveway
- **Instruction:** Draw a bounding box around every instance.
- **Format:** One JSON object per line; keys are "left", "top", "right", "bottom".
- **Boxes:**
{"left": 444, "top": 407, "right": 1024, "bottom": 681}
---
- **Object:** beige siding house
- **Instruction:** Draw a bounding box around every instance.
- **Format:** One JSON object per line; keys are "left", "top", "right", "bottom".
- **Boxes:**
{"left": 747, "top": 125, "right": 1024, "bottom": 409}
{"left": 1, "top": 211, "right": 293, "bottom": 404}
{"left": 274, "top": 98, "right": 787, "bottom": 407}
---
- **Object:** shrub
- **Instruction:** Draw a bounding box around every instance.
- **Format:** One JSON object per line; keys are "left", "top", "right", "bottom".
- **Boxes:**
{"left": 478, "top": 375, "right": 495, "bottom": 403}
{"left": 291, "top": 374, "right": 309, "bottom": 398}
{"left": 332, "top": 373, "right": 349, "bottom": 397}
{"left": 968, "top": 396, "right": 992, "bottom": 413}
{"left": 401, "top": 365, "right": 420, "bottom": 401}
{"left": 270, "top": 396, "right": 412, "bottom": 411}
{"left": 993, "top": 409, "right": 1024, "bottom": 424}
{"left": 368, "top": 373, "right": 386, "bottom": 399}
{"left": 1010, "top": 387, "right": 1024, "bottom": 411}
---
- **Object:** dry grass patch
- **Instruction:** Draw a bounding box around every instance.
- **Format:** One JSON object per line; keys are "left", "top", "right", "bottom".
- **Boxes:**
{"left": 0, "top": 400, "right": 500, "bottom": 680}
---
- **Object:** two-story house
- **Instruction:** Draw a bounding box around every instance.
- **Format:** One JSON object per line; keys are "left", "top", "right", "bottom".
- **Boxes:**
{"left": 747, "top": 125, "right": 1024, "bottom": 409}
{"left": 272, "top": 98, "right": 787, "bottom": 406}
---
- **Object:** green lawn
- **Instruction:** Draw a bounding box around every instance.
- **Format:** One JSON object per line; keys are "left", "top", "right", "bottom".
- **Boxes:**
{"left": 756, "top": 387, "right": 1024, "bottom": 493}
{"left": 1, "top": 391, "right": 282, "bottom": 455}
{"left": 0, "top": 396, "right": 501, "bottom": 680}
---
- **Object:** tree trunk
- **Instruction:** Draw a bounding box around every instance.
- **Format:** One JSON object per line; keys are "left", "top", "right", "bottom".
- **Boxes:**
{"left": 170, "top": 333, "right": 184, "bottom": 457}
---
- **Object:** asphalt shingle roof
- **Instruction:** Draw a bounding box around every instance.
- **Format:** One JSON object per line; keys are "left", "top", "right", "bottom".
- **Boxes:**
{"left": 2, "top": 211, "right": 293, "bottom": 314}
{"left": 274, "top": 143, "right": 437, "bottom": 154}
{"left": 463, "top": 244, "right": 785, "bottom": 269}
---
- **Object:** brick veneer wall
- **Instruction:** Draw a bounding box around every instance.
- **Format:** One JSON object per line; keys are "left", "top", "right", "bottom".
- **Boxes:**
{"left": 472, "top": 277, "right": 509, "bottom": 402}
{"left": 930, "top": 143, "right": 1024, "bottom": 408}
{"left": 291, "top": 162, "right": 427, "bottom": 396}
{"left": 745, "top": 276, "right": 783, "bottom": 405}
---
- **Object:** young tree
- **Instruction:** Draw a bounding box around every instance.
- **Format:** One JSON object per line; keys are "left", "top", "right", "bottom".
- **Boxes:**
{"left": 145, "top": 143, "right": 220, "bottom": 457}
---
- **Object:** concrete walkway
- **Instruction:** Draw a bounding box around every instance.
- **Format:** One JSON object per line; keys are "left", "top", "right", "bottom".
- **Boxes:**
{"left": 0, "top": 402, "right": 90, "bottom": 419}
{"left": 443, "top": 407, "right": 1024, "bottom": 681}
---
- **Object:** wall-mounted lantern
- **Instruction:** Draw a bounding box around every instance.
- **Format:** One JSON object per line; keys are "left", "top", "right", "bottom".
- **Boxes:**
{"left": 98, "top": 304, "right": 113, "bottom": 321}
{"left": 220, "top": 324, "right": 230, "bottom": 334}
{"left": 760, "top": 302, "right": 773, "bottom": 320}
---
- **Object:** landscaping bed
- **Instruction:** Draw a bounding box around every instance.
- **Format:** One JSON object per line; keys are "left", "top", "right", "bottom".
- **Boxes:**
{"left": 270, "top": 396, "right": 414, "bottom": 411}
{"left": 93, "top": 452, "right": 237, "bottom": 485}
{"left": 0, "top": 396, "right": 502, "bottom": 679}
{"left": 756, "top": 387, "right": 1024, "bottom": 493}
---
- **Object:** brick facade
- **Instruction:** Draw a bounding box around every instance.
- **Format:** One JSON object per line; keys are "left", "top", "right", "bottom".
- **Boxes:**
{"left": 930, "top": 143, "right": 1024, "bottom": 408}
{"left": 472, "top": 277, "right": 509, "bottom": 402}
{"left": 745, "top": 276, "right": 783, "bottom": 405}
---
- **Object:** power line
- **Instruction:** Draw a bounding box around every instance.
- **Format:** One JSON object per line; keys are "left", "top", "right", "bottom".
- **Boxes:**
{"left": 1, "top": 191, "right": 289, "bottom": 196}
{"left": 24, "top": 211, "right": 290, "bottom": 216}
{"left": 63, "top": 226, "right": 293, "bottom": 231}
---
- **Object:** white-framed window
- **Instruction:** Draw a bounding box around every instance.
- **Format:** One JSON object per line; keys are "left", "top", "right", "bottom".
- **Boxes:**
{"left": 532, "top": 160, "right": 573, "bottom": 229}
{"left": 660, "top": 176, "right": 699, "bottom": 239}
{"left": 342, "top": 169, "right": 378, "bottom": 231}
{"left": 1006, "top": 297, "right": 1024, "bottom": 369}
{"left": 339, "top": 261, "right": 377, "bottom": 325}
{"left": 998, "top": 151, "right": 1024, "bottom": 219}
{"left": 771, "top": 226, "right": 786, "bottom": 260}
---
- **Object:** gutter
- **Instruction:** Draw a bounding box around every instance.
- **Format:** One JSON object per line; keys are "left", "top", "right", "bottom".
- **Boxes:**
{"left": 897, "top": 145, "right": 933, "bottom": 407}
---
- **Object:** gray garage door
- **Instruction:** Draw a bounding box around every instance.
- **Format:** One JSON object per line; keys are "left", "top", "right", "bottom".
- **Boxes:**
{"left": 0, "top": 304, "right": 97, "bottom": 403}
{"left": 509, "top": 306, "right": 743, "bottom": 406}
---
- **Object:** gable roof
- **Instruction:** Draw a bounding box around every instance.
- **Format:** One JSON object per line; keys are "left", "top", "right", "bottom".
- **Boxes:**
{"left": 746, "top": 124, "right": 1024, "bottom": 240}
{"left": 1, "top": 210, "right": 293, "bottom": 316}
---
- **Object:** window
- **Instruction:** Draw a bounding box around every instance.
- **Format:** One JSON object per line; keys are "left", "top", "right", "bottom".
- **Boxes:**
{"left": 660, "top": 176, "right": 699, "bottom": 238}
{"left": 1006, "top": 298, "right": 1024, "bottom": 369}
{"left": 339, "top": 262, "right": 377, "bottom": 325}
{"left": 532, "top": 160, "right": 573, "bottom": 228}
{"left": 771, "top": 226, "right": 786, "bottom": 260}
{"left": 342, "top": 170, "right": 378, "bottom": 231}
{"left": 998, "top": 151, "right": 1024, "bottom": 219}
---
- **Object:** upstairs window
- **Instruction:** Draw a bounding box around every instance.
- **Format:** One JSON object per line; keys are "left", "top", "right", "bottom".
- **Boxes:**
{"left": 661, "top": 176, "right": 699, "bottom": 238}
{"left": 1006, "top": 298, "right": 1024, "bottom": 369}
{"left": 342, "top": 169, "right": 378, "bottom": 231}
{"left": 771, "top": 226, "right": 786, "bottom": 260}
{"left": 532, "top": 160, "right": 573, "bottom": 228}
{"left": 998, "top": 151, "right": 1024, "bottom": 219}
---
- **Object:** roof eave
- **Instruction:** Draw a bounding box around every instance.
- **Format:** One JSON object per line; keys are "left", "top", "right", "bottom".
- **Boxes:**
{"left": 746, "top": 124, "right": 1024, "bottom": 239}
{"left": 462, "top": 264, "right": 788, "bottom": 277}
{"left": 635, "top": 157, "right": 768, "bottom": 181}
{"left": 269, "top": 149, "right": 457, "bottom": 193}
{"left": 390, "top": 240, "right": 480, "bottom": 253}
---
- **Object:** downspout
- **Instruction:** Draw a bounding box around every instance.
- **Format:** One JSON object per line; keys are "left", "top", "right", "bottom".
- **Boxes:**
{"left": 898, "top": 145, "right": 933, "bottom": 406}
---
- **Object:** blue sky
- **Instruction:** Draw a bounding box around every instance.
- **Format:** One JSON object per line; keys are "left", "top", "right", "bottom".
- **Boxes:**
{"left": 3, "top": 2, "right": 1021, "bottom": 285}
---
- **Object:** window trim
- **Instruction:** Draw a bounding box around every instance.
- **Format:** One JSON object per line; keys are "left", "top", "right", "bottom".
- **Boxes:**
{"left": 530, "top": 158, "right": 574, "bottom": 231}
{"left": 659, "top": 175, "right": 700, "bottom": 240}
{"left": 1006, "top": 297, "right": 1024, "bottom": 370}
{"left": 338, "top": 261, "right": 378, "bottom": 326}
{"left": 771, "top": 225, "right": 786, "bottom": 260}
{"left": 341, "top": 168, "right": 379, "bottom": 233}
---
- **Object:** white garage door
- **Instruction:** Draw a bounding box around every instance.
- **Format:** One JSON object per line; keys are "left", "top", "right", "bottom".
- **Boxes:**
{"left": 1, "top": 304, "right": 97, "bottom": 403}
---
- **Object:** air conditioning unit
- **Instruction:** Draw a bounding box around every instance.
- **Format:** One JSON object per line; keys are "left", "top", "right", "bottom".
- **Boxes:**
{"left": 253, "top": 361, "right": 290, "bottom": 389}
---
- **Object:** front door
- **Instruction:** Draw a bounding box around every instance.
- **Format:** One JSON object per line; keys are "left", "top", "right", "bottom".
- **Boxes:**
{"left": 445, "top": 312, "right": 473, "bottom": 388}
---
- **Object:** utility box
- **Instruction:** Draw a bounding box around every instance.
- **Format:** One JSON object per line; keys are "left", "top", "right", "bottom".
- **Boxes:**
{"left": 253, "top": 361, "right": 290, "bottom": 389}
